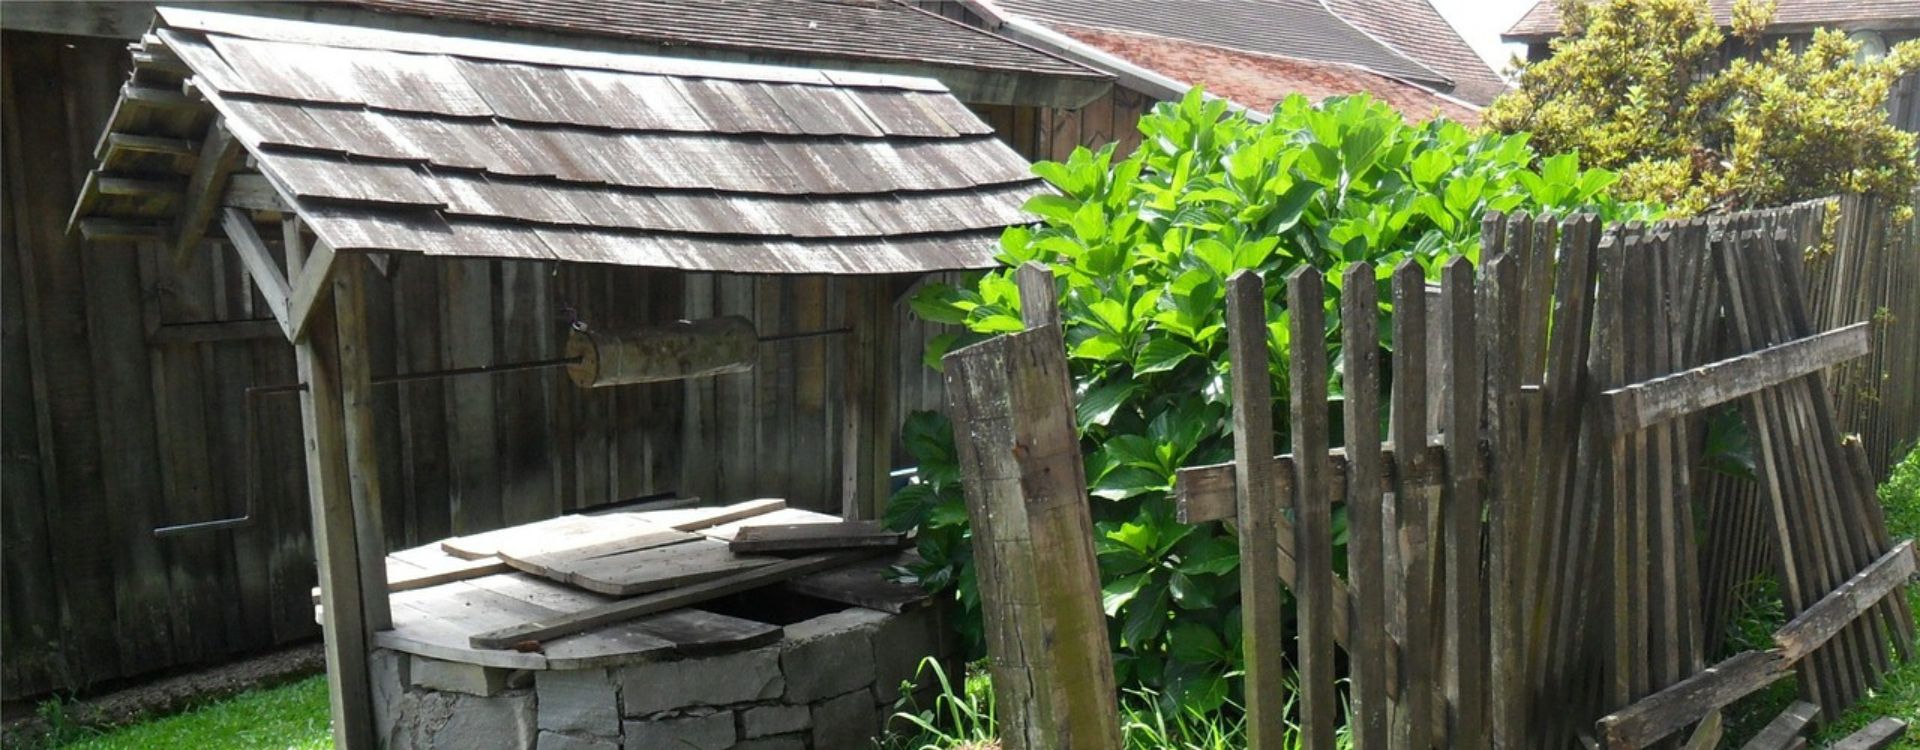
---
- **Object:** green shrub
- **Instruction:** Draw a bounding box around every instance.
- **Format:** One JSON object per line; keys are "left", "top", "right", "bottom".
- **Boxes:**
{"left": 885, "top": 89, "right": 1654, "bottom": 717}
{"left": 1485, "top": 0, "right": 1920, "bottom": 214}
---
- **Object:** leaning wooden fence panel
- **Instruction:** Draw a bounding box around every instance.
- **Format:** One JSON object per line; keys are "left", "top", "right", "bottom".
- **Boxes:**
{"left": 970, "top": 202, "right": 1915, "bottom": 750}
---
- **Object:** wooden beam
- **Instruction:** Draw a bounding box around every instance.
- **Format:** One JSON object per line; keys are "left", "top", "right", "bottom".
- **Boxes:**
{"left": 286, "top": 240, "right": 338, "bottom": 342}
{"left": 1680, "top": 711, "right": 1723, "bottom": 750}
{"left": 1829, "top": 718, "right": 1908, "bottom": 750}
{"left": 103, "top": 132, "right": 196, "bottom": 159}
{"left": 222, "top": 173, "right": 290, "bottom": 213}
{"left": 147, "top": 319, "right": 282, "bottom": 346}
{"left": 220, "top": 208, "right": 291, "bottom": 329}
{"left": 727, "top": 522, "right": 903, "bottom": 554}
{"left": 66, "top": 170, "right": 102, "bottom": 235}
{"left": 943, "top": 317, "right": 1121, "bottom": 750}
{"left": 1596, "top": 650, "right": 1791, "bottom": 749}
{"left": 173, "top": 124, "right": 244, "bottom": 263}
{"left": 1772, "top": 540, "right": 1915, "bottom": 662}
{"left": 468, "top": 550, "right": 880, "bottom": 649}
{"left": 1172, "top": 443, "right": 1447, "bottom": 523}
{"left": 1600, "top": 322, "right": 1870, "bottom": 434}
{"left": 839, "top": 276, "right": 896, "bottom": 519}
{"left": 96, "top": 175, "right": 185, "bottom": 197}
{"left": 293, "top": 272, "right": 377, "bottom": 749}
{"left": 122, "top": 81, "right": 198, "bottom": 110}
{"left": 77, "top": 217, "right": 167, "bottom": 243}
{"left": 1739, "top": 701, "right": 1817, "bottom": 750}
{"left": 282, "top": 215, "right": 308, "bottom": 274}
{"left": 332, "top": 254, "right": 392, "bottom": 631}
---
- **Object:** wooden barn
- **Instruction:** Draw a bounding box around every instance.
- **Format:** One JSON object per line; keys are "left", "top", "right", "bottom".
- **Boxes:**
{"left": 0, "top": 0, "right": 1112, "bottom": 702}
{"left": 42, "top": 5, "right": 1087, "bottom": 744}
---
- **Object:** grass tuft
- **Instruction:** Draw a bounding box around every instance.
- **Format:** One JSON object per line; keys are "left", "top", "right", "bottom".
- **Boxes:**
{"left": 54, "top": 675, "right": 330, "bottom": 750}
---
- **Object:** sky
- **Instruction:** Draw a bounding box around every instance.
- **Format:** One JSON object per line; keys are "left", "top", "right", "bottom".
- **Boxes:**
{"left": 1426, "top": 0, "right": 1540, "bottom": 78}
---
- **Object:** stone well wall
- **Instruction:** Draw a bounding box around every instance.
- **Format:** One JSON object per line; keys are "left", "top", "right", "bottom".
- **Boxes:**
{"left": 372, "top": 605, "right": 954, "bottom": 750}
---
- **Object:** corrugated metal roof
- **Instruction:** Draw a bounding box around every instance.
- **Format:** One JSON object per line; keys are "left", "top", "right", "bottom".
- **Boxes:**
{"left": 1507, "top": 0, "right": 1920, "bottom": 41}
{"left": 77, "top": 7, "right": 1047, "bottom": 274}
{"left": 348, "top": 0, "right": 1106, "bottom": 81}
{"left": 1323, "top": 0, "right": 1511, "bottom": 106}
{"left": 994, "top": 0, "right": 1452, "bottom": 87}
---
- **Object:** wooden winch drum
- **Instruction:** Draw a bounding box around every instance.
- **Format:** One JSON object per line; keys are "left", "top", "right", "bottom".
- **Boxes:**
{"left": 566, "top": 316, "right": 757, "bottom": 387}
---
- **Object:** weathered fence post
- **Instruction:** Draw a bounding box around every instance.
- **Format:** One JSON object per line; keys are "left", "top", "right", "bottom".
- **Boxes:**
{"left": 1288, "top": 267, "right": 1338, "bottom": 749}
{"left": 1223, "top": 270, "right": 1290, "bottom": 750}
{"left": 939, "top": 263, "right": 1120, "bottom": 750}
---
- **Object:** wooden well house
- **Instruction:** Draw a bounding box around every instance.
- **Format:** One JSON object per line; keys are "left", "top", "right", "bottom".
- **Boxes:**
{"left": 65, "top": 8, "right": 1050, "bottom": 746}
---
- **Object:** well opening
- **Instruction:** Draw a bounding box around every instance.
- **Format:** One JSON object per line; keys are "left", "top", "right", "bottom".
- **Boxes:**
{"left": 365, "top": 502, "right": 955, "bottom": 750}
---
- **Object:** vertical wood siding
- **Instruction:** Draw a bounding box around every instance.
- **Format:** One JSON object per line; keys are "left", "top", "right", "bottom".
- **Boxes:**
{"left": 0, "top": 29, "right": 952, "bottom": 698}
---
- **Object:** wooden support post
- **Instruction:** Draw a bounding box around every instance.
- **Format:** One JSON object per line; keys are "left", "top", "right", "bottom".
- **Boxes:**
{"left": 943, "top": 268, "right": 1119, "bottom": 750}
{"left": 287, "top": 240, "right": 338, "bottom": 343}
{"left": 841, "top": 276, "right": 897, "bottom": 519}
{"left": 172, "top": 123, "right": 242, "bottom": 265}
{"left": 220, "top": 208, "right": 291, "bottom": 328}
{"left": 333, "top": 253, "right": 392, "bottom": 631}
{"left": 282, "top": 215, "right": 307, "bottom": 276}
{"left": 1223, "top": 270, "right": 1289, "bottom": 750}
{"left": 293, "top": 266, "right": 376, "bottom": 749}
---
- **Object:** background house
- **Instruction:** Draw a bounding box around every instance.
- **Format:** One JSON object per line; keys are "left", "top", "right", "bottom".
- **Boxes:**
{"left": 1503, "top": 0, "right": 1920, "bottom": 130}
{"left": 916, "top": 0, "right": 1505, "bottom": 138}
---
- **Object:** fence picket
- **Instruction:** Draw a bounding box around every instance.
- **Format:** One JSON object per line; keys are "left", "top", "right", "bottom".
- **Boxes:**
{"left": 1341, "top": 263, "right": 1388, "bottom": 749}
{"left": 1389, "top": 260, "right": 1439, "bottom": 749}
{"left": 1439, "top": 256, "right": 1488, "bottom": 748}
{"left": 1288, "top": 267, "right": 1337, "bottom": 750}
{"left": 1224, "top": 271, "right": 1291, "bottom": 750}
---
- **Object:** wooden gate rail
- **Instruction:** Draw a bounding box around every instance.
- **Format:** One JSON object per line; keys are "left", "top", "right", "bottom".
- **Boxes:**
{"left": 1595, "top": 540, "right": 1915, "bottom": 748}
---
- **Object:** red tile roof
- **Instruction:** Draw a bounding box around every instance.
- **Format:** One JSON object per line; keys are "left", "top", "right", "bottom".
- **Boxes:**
{"left": 1507, "top": 0, "right": 1920, "bottom": 41}
{"left": 995, "top": 0, "right": 1452, "bottom": 87}
{"left": 1056, "top": 24, "right": 1482, "bottom": 124}
{"left": 1324, "top": 0, "right": 1511, "bottom": 106}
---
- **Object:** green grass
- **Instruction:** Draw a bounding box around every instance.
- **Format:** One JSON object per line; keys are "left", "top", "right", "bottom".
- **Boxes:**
{"left": 49, "top": 675, "right": 331, "bottom": 750}
{"left": 880, "top": 658, "right": 1351, "bottom": 750}
{"left": 1724, "top": 445, "right": 1920, "bottom": 747}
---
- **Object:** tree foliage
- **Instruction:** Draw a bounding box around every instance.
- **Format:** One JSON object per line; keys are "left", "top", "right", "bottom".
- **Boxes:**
{"left": 1485, "top": 0, "right": 1920, "bottom": 214}
{"left": 885, "top": 90, "right": 1649, "bottom": 716}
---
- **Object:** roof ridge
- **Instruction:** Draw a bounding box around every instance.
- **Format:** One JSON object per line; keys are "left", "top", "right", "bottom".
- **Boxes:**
{"left": 157, "top": 5, "right": 951, "bottom": 92}
{"left": 1309, "top": 0, "right": 1454, "bottom": 88}
{"left": 886, "top": 0, "right": 1110, "bottom": 82}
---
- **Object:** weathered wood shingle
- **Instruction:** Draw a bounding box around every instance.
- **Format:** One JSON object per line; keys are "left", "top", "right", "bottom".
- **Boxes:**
{"left": 77, "top": 7, "right": 1048, "bottom": 274}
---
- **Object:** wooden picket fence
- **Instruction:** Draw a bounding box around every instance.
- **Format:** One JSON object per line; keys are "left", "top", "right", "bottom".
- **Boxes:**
{"left": 942, "top": 201, "right": 1917, "bottom": 750}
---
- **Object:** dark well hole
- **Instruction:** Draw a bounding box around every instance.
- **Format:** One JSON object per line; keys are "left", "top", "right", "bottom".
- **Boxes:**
{"left": 699, "top": 587, "right": 848, "bottom": 627}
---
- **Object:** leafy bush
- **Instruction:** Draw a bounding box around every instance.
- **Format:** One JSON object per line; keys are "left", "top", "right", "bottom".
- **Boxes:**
{"left": 885, "top": 89, "right": 1652, "bottom": 717}
{"left": 1485, "top": 0, "right": 1920, "bottom": 214}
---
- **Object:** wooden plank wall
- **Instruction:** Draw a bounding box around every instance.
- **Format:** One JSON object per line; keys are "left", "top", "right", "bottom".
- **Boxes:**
{"left": 0, "top": 28, "right": 941, "bottom": 699}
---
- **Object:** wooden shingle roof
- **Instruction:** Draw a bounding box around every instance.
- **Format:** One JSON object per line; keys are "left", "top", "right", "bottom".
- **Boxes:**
{"left": 75, "top": 7, "right": 1048, "bottom": 274}
{"left": 352, "top": 0, "right": 1106, "bottom": 82}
